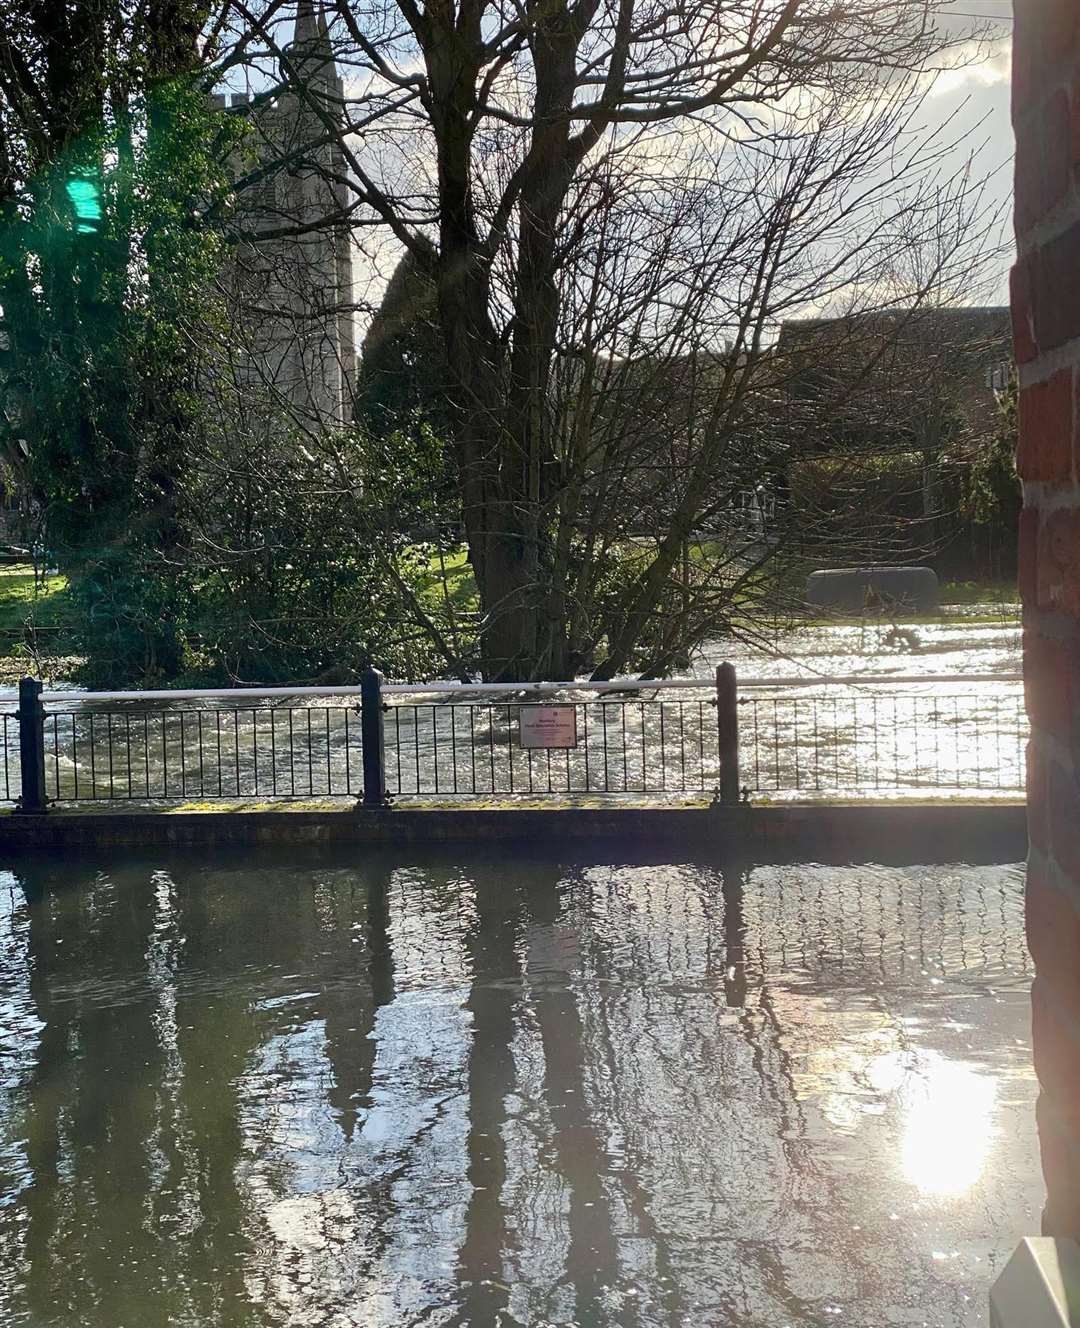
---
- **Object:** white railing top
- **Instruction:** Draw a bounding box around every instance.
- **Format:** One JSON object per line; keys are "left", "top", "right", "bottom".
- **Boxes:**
{"left": 5, "top": 669, "right": 1023, "bottom": 706}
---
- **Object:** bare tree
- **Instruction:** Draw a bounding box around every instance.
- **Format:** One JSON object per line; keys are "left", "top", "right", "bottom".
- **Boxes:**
{"left": 204, "top": 0, "right": 998, "bottom": 679}
{"left": 0, "top": 0, "right": 1004, "bottom": 682}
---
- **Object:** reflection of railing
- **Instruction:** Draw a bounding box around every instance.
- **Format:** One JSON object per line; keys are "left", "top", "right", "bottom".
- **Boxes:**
{"left": 1, "top": 668, "right": 1027, "bottom": 809}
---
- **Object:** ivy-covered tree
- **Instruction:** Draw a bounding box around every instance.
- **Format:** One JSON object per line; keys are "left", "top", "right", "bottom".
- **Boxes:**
{"left": 0, "top": 1, "right": 233, "bottom": 683}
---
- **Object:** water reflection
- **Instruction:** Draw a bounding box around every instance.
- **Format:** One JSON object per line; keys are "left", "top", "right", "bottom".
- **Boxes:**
{"left": 901, "top": 1055, "right": 997, "bottom": 1198}
{"left": 0, "top": 849, "right": 1039, "bottom": 1326}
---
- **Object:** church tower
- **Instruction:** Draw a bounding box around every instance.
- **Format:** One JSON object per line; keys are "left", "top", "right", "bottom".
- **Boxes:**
{"left": 218, "top": 0, "right": 356, "bottom": 429}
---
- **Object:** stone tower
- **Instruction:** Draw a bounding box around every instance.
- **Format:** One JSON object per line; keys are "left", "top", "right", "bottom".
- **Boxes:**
{"left": 216, "top": 0, "right": 355, "bottom": 429}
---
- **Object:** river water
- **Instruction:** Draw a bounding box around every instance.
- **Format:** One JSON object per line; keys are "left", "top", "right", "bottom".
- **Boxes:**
{"left": 0, "top": 845, "right": 1039, "bottom": 1326}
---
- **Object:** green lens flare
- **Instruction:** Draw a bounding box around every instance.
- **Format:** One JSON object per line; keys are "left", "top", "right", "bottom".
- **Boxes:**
{"left": 65, "top": 175, "right": 102, "bottom": 232}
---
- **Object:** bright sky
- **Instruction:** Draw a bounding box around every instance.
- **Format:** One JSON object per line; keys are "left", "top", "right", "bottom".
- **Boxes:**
{"left": 934, "top": 0, "right": 1014, "bottom": 303}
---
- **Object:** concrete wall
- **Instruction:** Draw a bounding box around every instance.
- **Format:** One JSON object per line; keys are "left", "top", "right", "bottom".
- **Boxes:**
{"left": 1012, "top": 0, "right": 1080, "bottom": 1235}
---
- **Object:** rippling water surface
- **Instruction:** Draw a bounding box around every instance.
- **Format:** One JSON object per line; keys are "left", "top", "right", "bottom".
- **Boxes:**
{"left": 0, "top": 847, "right": 1038, "bottom": 1326}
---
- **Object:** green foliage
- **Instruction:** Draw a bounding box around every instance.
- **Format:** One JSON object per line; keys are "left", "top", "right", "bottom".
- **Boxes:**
{"left": 2, "top": 77, "right": 237, "bottom": 685}
{"left": 354, "top": 239, "right": 461, "bottom": 531}
{"left": 962, "top": 373, "right": 1021, "bottom": 532}
{"left": 66, "top": 548, "right": 186, "bottom": 685}
{"left": 182, "top": 422, "right": 455, "bottom": 683}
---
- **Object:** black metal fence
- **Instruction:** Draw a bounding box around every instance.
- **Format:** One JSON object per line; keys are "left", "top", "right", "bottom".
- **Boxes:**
{"left": 2, "top": 667, "right": 1027, "bottom": 810}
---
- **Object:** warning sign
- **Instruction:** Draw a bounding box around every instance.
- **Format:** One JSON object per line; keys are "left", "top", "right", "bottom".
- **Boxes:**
{"left": 518, "top": 705, "right": 578, "bottom": 749}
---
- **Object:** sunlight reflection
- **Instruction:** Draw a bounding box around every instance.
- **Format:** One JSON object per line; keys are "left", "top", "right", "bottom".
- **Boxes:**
{"left": 901, "top": 1055, "right": 997, "bottom": 1198}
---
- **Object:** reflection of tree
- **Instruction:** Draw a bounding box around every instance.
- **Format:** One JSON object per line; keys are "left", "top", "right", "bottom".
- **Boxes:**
{"left": 320, "top": 869, "right": 394, "bottom": 1141}
{"left": 453, "top": 872, "right": 523, "bottom": 1328}
{"left": 525, "top": 874, "right": 622, "bottom": 1328}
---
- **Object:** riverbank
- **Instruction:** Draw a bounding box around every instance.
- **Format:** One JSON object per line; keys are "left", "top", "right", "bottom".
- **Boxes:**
{"left": 0, "top": 561, "right": 1020, "bottom": 688}
{"left": 0, "top": 798, "right": 1029, "bottom": 860}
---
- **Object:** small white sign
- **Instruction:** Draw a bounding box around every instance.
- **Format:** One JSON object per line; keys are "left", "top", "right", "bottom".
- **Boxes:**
{"left": 519, "top": 705, "right": 578, "bottom": 749}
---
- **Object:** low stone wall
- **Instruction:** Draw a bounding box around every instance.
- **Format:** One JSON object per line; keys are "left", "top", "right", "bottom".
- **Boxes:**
{"left": 0, "top": 801, "right": 1028, "bottom": 864}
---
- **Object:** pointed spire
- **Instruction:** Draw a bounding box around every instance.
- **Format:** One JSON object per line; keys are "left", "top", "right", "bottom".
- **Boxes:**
{"left": 292, "top": 0, "right": 326, "bottom": 48}
{"left": 284, "top": 0, "right": 335, "bottom": 89}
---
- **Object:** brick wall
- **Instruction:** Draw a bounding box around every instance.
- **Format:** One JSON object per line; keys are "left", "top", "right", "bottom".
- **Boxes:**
{"left": 1013, "top": 0, "right": 1080, "bottom": 1235}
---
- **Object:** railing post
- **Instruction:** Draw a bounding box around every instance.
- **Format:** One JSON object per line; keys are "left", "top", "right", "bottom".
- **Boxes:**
{"left": 716, "top": 661, "right": 739, "bottom": 806}
{"left": 360, "top": 666, "right": 388, "bottom": 808}
{"left": 17, "top": 677, "right": 47, "bottom": 814}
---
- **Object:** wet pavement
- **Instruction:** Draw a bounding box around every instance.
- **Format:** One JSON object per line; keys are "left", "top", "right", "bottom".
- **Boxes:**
{"left": 0, "top": 846, "right": 1039, "bottom": 1326}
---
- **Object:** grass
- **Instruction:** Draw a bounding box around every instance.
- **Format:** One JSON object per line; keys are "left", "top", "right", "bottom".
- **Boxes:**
{"left": 416, "top": 546, "right": 479, "bottom": 614}
{"left": 938, "top": 578, "right": 1020, "bottom": 607}
{"left": 0, "top": 564, "right": 73, "bottom": 643}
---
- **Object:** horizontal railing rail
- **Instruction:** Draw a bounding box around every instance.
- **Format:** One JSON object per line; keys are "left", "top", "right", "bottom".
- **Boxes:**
{"left": 1, "top": 667, "right": 1027, "bottom": 810}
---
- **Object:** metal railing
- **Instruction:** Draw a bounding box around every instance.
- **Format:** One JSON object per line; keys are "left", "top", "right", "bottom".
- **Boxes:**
{"left": 1, "top": 666, "right": 1027, "bottom": 810}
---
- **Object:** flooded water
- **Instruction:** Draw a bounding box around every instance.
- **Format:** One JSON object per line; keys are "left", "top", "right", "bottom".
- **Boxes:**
{"left": 0, "top": 846, "right": 1038, "bottom": 1326}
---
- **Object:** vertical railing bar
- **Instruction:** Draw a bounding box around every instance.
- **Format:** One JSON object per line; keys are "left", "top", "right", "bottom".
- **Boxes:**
{"left": 659, "top": 703, "right": 667, "bottom": 792}
{"left": 955, "top": 695, "right": 962, "bottom": 788}
{"left": 851, "top": 698, "right": 858, "bottom": 789}
{"left": 812, "top": 699, "right": 820, "bottom": 790}
{"left": 913, "top": 697, "right": 920, "bottom": 789}
{"left": 270, "top": 709, "right": 277, "bottom": 796}
{"left": 793, "top": 698, "right": 800, "bottom": 790}
{"left": 833, "top": 697, "right": 839, "bottom": 789}
{"left": 217, "top": 711, "right": 224, "bottom": 797}
{"left": 432, "top": 705, "right": 439, "bottom": 794}
{"left": 752, "top": 699, "right": 760, "bottom": 790}
{"left": 973, "top": 693, "right": 982, "bottom": 790}
{"left": 507, "top": 705, "right": 515, "bottom": 794}
{"left": 410, "top": 707, "right": 419, "bottom": 794}
{"left": 872, "top": 695, "right": 879, "bottom": 788}
{"left": 197, "top": 711, "right": 205, "bottom": 797}
{"left": 640, "top": 702, "right": 647, "bottom": 791}
{"left": 772, "top": 697, "right": 779, "bottom": 790}
{"left": 325, "top": 708, "right": 332, "bottom": 795}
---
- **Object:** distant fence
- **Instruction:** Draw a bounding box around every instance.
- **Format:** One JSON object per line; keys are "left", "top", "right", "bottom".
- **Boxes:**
{"left": 1, "top": 667, "right": 1027, "bottom": 810}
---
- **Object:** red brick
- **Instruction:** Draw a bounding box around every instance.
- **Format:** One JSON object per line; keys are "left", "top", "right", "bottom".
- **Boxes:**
{"left": 1029, "top": 741, "right": 1051, "bottom": 852}
{"left": 1032, "top": 975, "right": 1080, "bottom": 1108}
{"left": 1025, "top": 631, "right": 1075, "bottom": 732}
{"left": 1027, "top": 853, "right": 1080, "bottom": 982}
{"left": 1019, "top": 369, "right": 1074, "bottom": 482}
{"left": 1038, "top": 506, "right": 1080, "bottom": 614}
{"left": 1072, "top": 84, "right": 1080, "bottom": 169}
{"left": 1012, "top": 261, "right": 1038, "bottom": 364}
{"left": 1014, "top": 1, "right": 1079, "bottom": 122}
{"left": 1037, "top": 1092, "right": 1080, "bottom": 1236}
{"left": 1050, "top": 756, "right": 1080, "bottom": 879}
{"left": 1021, "top": 506, "right": 1040, "bottom": 605}
{"left": 1031, "top": 221, "right": 1080, "bottom": 354}
{"left": 1016, "top": 91, "right": 1073, "bottom": 232}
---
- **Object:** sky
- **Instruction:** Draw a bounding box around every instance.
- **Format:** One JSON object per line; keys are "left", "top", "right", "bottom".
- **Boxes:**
{"left": 933, "top": 0, "right": 1014, "bottom": 303}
